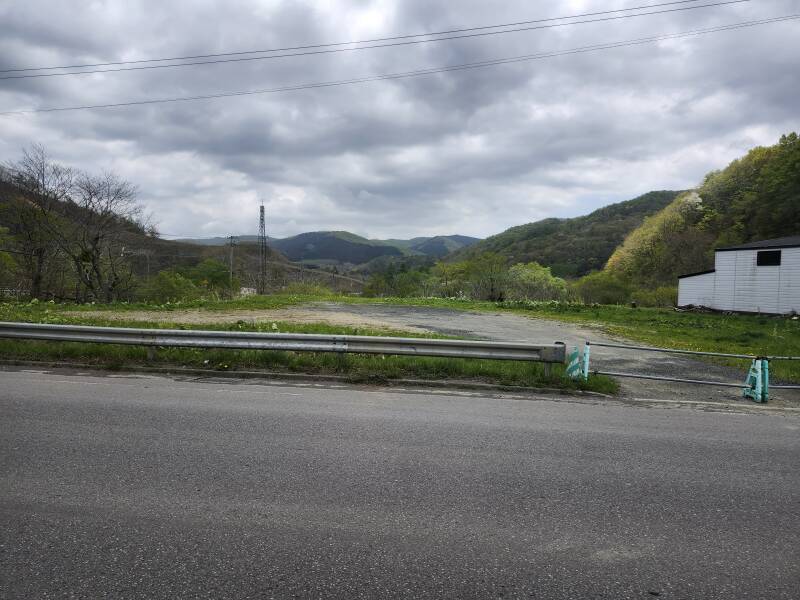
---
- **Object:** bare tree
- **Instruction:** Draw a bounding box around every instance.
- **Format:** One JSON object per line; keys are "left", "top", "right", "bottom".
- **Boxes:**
{"left": 2, "top": 145, "right": 74, "bottom": 298}
{"left": 57, "top": 171, "right": 141, "bottom": 302}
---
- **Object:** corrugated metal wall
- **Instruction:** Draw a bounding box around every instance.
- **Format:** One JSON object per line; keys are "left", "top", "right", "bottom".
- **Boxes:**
{"left": 677, "top": 272, "right": 715, "bottom": 307}
{"left": 712, "top": 253, "right": 736, "bottom": 311}
{"left": 678, "top": 248, "right": 799, "bottom": 314}
{"left": 732, "top": 250, "right": 779, "bottom": 313}
{"left": 778, "top": 248, "right": 800, "bottom": 314}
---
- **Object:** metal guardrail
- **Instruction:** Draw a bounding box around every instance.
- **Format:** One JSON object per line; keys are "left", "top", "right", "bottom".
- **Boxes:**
{"left": 587, "top": 341, "right": 758, "bottom": 360}
{"left": 566, "top": 340, "right": 800, "bottom": 403}
{"left": 0, "top": 322, "right": 567, "bottom": 364}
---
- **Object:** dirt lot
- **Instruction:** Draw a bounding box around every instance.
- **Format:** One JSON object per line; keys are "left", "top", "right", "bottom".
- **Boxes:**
{"left": 70, "top": 302, "right": 800, "bottom": 406}
{"left": 70, "top": 306, "right": 432, "bottom": 334}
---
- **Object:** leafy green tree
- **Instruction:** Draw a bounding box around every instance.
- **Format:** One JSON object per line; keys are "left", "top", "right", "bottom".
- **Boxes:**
{"left": 432, "top": 261, "right": 468, "bottom": 297}
{"left": 465, "top": 253, "right": 508, "bottom": 301}
{"left": 363, "top": 263, "right": 427, "bottom": 297}
{"left": 605, "top": 193, "right": 712, "bottom": 284}
{"left": 183, "top": 258, "right": 238, "bottom": 293}
{"left": 506, "top": 262, "right": 568, "bottom": 301}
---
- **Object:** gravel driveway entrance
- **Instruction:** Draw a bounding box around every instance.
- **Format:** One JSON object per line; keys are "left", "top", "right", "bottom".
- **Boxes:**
{"left": 302, "top": 303, "right": 800, "bottom": 406}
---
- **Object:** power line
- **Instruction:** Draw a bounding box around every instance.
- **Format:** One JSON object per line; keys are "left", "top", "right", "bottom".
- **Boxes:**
{"left": 0, "top": 0, "right": 711, "bottom": 74}
{"left": 0, "top": 0, "right": 751, "bottom": 80}
{"left": 0, "top": 0, "right": 729, "bottom": 74}
{"left": 1, "top": 14, "right": 795, "bottom": 117}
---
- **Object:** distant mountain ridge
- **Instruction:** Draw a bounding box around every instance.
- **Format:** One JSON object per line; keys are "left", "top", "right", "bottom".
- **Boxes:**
{"left": 448, "top": 190, "right": 683, "bottom": 277}
{"left": 271, "top": 231, "right": 400, "bottom": 265}
{"left": 176, "top": 232, "right": 480, "bottom": 265}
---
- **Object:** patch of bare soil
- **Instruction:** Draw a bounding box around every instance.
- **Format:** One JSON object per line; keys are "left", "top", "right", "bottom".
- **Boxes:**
{"left": 65, "top": 308, "right": 431, "bottom": 334}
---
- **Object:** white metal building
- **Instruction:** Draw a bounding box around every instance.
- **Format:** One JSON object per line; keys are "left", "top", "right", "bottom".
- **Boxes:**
{"left": 678, "top": 236, "right": 800, "bottom": 315}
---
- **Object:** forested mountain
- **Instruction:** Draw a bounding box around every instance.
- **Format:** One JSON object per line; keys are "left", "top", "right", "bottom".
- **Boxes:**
{"left": 180, "top": 233, "right": 480, "bottom": 263}
{"left": 177, "top": 235, "right": 265, "bottom": 245}
{"left": 606, "top": 132, "right": 800, "bottom": 284}
{"left": 270, "top": 231, "right": 403, "bottom": 265}
{"left": 405, "top": 235, "right": 480, "bottom": 258}
{"left": 448, "top": 191, "right": 681, "bottom": 277}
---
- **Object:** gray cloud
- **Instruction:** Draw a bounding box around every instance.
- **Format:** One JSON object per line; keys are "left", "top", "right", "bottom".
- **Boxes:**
{"left": 1, "top": 0, "right": 798, "bottom": 239}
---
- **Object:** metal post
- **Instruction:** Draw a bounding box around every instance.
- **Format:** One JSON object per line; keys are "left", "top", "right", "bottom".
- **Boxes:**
{"left": 761, "top": 359, "right": 769, "bottom": 403}
{"left": 228, "top": 236, "right": 237, "bottom": 297}
{"left": 754, "top": 359, "right": 762, "bottom": 402}
{"left": 582, "top": 342, "right": 591, "bottom": 380}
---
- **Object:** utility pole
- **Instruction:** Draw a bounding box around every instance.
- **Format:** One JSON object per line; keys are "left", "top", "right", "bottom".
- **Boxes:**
{"left": 126, "top": 248, "right": 153, "bottom": 279}
{"left": 228, "top": 236, "right": 238, "bottom": 297}
{"left": 258, "top": 203, "right": 268, "bottom": 295}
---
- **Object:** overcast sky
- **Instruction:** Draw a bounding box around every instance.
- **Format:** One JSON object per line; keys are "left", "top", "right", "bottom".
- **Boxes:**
{"left": 1, "top": 0, "right": 798, "bottom": 240}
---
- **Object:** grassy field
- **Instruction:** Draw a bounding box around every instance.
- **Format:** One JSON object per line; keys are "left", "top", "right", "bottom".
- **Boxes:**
{"left": 0, "top": 301, "right": 616, "bottom": 394}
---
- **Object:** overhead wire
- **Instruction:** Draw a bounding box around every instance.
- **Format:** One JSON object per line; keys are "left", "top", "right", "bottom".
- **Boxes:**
{"left": 1, "top": 14, "right": 796, "bottom": 116}
{"left": 0, "top": 0, "right": 715, "bottom": 74}
{"left": 0, "top": 0, "right": 752, "bottom": 79}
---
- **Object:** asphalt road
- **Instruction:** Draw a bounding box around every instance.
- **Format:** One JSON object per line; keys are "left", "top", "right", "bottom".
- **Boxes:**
{"left": 2, "top": 368, "right": 799, "bottom": 599}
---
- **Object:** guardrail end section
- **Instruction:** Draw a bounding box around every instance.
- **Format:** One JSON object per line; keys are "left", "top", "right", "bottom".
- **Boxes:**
{"left": 565, "top": 344, "right": 590, "bottom": 382}
{"left": 566, "top": 346, "right": 582, "bottom": 381}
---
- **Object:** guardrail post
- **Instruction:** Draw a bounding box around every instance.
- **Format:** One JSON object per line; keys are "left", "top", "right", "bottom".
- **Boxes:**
{"left": 581, "top": 342, "right": 591, "bottom": 380}
{"left": 761, "top": 359, "right": 769, "bottom": 403}
{"left": 566, "top": 346, "right": 582, "bottom": 380}
{"left": 743, "top": 359, "right": 763, "bottom": 403}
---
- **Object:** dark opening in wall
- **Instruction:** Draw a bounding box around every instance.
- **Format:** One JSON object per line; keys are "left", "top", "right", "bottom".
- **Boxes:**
{"left": 756, "top": 250, "right": 781, "bottom": 266}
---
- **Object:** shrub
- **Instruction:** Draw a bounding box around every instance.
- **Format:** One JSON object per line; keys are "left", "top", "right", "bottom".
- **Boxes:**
{"left": 138, "top": 271, "right": 201, "bottom": 303}
{"left": 506, "top": 262, "right": 568, "bottom": 301}
{"left": 631, "top": 286, "right": 678, "bottom": 307}
{"left": 572, "top": 271, "right": 632, "bottom": 305}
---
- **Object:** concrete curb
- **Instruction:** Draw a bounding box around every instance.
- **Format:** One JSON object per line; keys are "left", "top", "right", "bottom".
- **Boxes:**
{"left": 3, "top": 359, "right": 797, "bottom": 413}
{"left": 0, "top": 358, "right": 610, "bottom": 398}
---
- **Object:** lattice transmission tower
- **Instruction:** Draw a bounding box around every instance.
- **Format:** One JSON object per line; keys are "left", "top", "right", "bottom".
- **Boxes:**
{"left": 258, "top": 203, "right": 268, "bottom": 294}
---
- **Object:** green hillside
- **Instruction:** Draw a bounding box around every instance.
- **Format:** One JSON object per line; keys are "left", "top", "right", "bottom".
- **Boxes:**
{"left": 449, "top": 191, "right": 681, "bottom": 277}
{"left": 376, "top": 235, "right": 480, "bottom": 257}
{"left": 178, "top": 233, "right": 479, "bottom": 264}
{"left": 410, "top": 235, "right": 480, "bottom": 258}
{"left": 607, "top": 132, "right": 800, "bottom": 284}
{"left": 176, "top": 235, "right": 264, "bottom": 245}
{"left": 270, "top": 231, "right": 403, "bottom": 265}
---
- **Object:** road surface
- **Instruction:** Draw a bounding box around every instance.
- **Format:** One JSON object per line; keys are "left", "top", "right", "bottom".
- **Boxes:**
{"left": 2, "top": 367, "right": 798, "bottom": 598}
